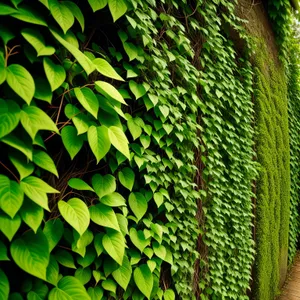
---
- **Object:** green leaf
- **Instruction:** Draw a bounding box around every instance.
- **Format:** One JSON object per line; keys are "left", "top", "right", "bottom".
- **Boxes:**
{"left": 153, "top": 242, "right": 166, "bottom": 260}
{"left": 87, "top": 125, "right": 111, "bottom": 163}
{"left": 95, "top": 81, "right": 127, "bottom": 105}
{"left": 108, "top": 0, "right": 127, "bottom": 22}
{"left": 58, "top": 198, "right": 90, "bottom": 236}
{"left": 153, "top": 192, "right": 164, "bottom": 208}
{"left": 43, "top": 219, "right": 64, "bottom": 252}
{"left": 0, "top": 25, "right": 15, "bottom": 44}
{"left": 62, "top": 1, "right": 84, "bottom": 32}
{"left": 10, "top": 230, "right": 50, "bottom": 280}
{"left": 34, "top": 78, "right": 52, "bottom": 103}
{"left": 0, "top": 213, "right": 21, "bottom": 241}
{"left": 0, "top": 3, "right": 17, "bottom": 14}
{"left": 0, "top": 269, "right": 9, "bottom": 300}
{"left": 133, "top": 264, "right": 153, "bottom": 299}
{"left": 61, "top": 126, "right": 84, "bottom": 160}
{"left": 0, "top": 99, "right": 20, "bottom": 139}
{"left": 140, "top": 135, "right": 151, "bottom": 149}
{"left": 20, "top": 176, "right": 59, "bottom": 211}
{"left": 102, "top": 279, "right": 117, "bottom": 294}
{"left": 108, "top": 126, "right": 130, "bottom": 159}
{"left": 88, "top": 0, "right": 107, "bottom": 11}
{"left": 49, "top": 0, "right": 74, "bottom": 34}
{"left": 21, "top": 28, "right": 55, "bottom": 56}
{"left": 21, "top": 106, "right": 59, "bottom": 140}
{"left": 77, "top": 248, "right": 96, "bottom": 268}
{"left": 112, "top": 255, "right": 132, "bottom": 290}
{"left": 6, "top": 64, "right": 35, "bottom": 104}
{"left": 55, "top": 250, "right": 76, "bottom": 269}
{"left": 129, "top": 228, "right": 150, "bottom": 253}
{"left": 123, "top": 42, "right": 138, "bottom": 61}
{"left": 64, "top": 104, "right": 90, "bottom": 135}
{"left": 94, "top": 233, "right": 104, "bottom": 256}
{"left": 43, "top": 57, "right": 66, "bottom": 91}
{"left": 92, "top": 174, "right": 116, "bottom": 198}
{"left": 68, "top": 178, "right": 94, "bottom": 192}
{"left": 89, "top": 203, "right": 120, "bottom": 231}
{"left": 93, "top": 58, "right": 124, "bottom": 81}
{"left": 50, "top": 29, "right": 95, "bottom": 75}
{"left": 20, "top": 199, "right": 43, "bottom": 233}
{"left": 0, "top": 175, "right": 24, "bottom": 218}
{"left": 118, "top": 167, "right": 135, "bottom": 191}
{"left": 74, "top": 87, "right": 99, "bottom": 119}
{"left": 103, "top": 231, "right": 125, "bottom": 265}
{"left": 0, "top": 52, "right": 6, "bottom": 85}
{"left": 101, "top": 192, "right": 126, "bottom": 207}
{"left": 33, "top": 149, "right": 58, "bottom": 177}
{"left": 127, "top": 118, "right": 142, "bottom": 140}
{"left": 11, "top": 6, "right": 47, "bottom": 26}
{"left": 0, "top": 240, "right": 10, "bottom": 261}
{"left": 75, "top": 267, "right": 92, "bottom": 285}
{"left": 87, "top": 287, "right": 104, "bottom": 300}
{"left": 46, "top": 255, "right": 60, "bottom": 285}
{"left": 164, "top": 289, "right": 175, "bottom": 300}
{"left": 129, "top": 81, "right": 147, "bottom": 100}
{"left": 129, "top": 192, "right": 147, "bottom": 222}
{"left": 48, "top": 276, "right": 90, "bottom": 300}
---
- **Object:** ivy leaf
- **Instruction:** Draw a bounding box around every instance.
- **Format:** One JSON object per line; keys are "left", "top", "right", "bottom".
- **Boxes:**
{"left": 43, "top": 219, "right": 64, "bottom": 252}
{"left": 153, "top": 242, "right": 166, "bottom": 260}
{"left": 108, "top": 0, "right": 127, "bottom": 22}
{"left": 10, "top": 230, "right": 50, "bottom": 280}
{"left": 127, "top": 118, "right": 142, "bottom": 140}
{"left": 21, "top": 28, "right": 55, "bottom": 56}
{"left": 61, "top": 126, "right": 85, "bottom": 160}
{"left": 68, "top": 178, "right": 94, "bottom": 192}
{"left": 95, "top": 81, "right": 127, "bottom": 105}
{"left": 74, "top": 87, "right": 99, "bottom": 119}
{"left": 75, "top": 267, "right": 92, "bottom": 285}
{"left": 93, "top": 58, "right": 124, "bottom": 81}
{"left": 87, "top": 125, "right": 111, "bottom": 163}
{"left": 88, "top": 0, "right": 107, "bottom": 11}
{"left": 0, "top": 99, "right": 20, "bottom": 139}
{"left": 103, "top": 231, "right": 125, "bottom": 265}
{"left": 90, "top": 203, "right": 120, "bottom": 231}
{"left": 101, "top": 192, "right": 126, "bottom": 207}
{"left": 48, "top": 0, "right": 74, "bottom": 34}
{"left": 129, "top": 228, "right": 150, "bottom": 253}
{"left": 92, "top": 174, "right": 116, "bottom": 199}
{"left": 21, "top": 106, "right": 59, "bottom": 140}
{"left": 112, "top": 255, "right": 132, "bottom": 290}
{"left": 133, "top": 264, "right": 153, "bottom": 299}
{"left": 87, "top": 287, "right": 104, "bottom": 300}
{"left": 43, "top": 57, "right": 66, "bottom": 91}
{"left": 0, "top": 269, "right": 9, "bottom": 300}
{"left": 6, "top": 64, "right": 35, "bottom": 104}
{"left": 58, "top": 198, "right": 90, "bottom": 236}
{"left": 153, "top": 192, "right": 164, "bottom": 208}
{"left": 62, "top": 1, "right": 85, "bottom": 32}
{"left": 108, "top": 126, "right": 130, "bottom": 159}
{"left": 0, "top": 175, "right": 24, "bottom": 218}
{"left": 33, "top": 149, "right": 58, "bottom": 177}
{"left": 48, "top": 276, "right": 90, "bottom": 300}
{"left": 0, "top": 213, "right": 21, "bottom": 241}
{"left": 123, "top": 42, "right": 138, "bottom": 61}
{"left": 129, "top": 192, "right": 147, "bottom": 222}
{"left": 129, "top": 81, "right": 147, "bottom": 100}
{"left": 118, "top": 167, "right": 135, "bottom": 191}
{"left": 20, "top": 199, "right": 43, "bottom": 233}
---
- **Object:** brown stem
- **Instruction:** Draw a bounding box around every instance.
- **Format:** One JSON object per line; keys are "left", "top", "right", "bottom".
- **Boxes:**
{"left": 0, "top": 161, "right": 20, "bottom": 183}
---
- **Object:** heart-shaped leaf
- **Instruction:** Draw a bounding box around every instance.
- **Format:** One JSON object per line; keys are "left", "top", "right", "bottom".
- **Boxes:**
{"left": 112, "top": 255, "right": 132, "bottom": 290}
{"left": 133, "top": 264, "right": 153, "bottom": 299}
{"left": 43, "top": 219, "right": 64, "bottom": 252}
{"left": 20, "top": 199, "right": 43, "bottom": 233}
{"left": 129, "top": 81, "right": 147, "bottom": 100}
{"left": 0, "top": 213, "right": 21, "bottom": 241}
{"left": 129, "top": 192, "right": 147, "bottom": 222}
{"left": 61, "top": 126, "right": 85, "bottom": 160}
{"left": 44, "top": 57, "right": 66, "bottom": 91}
{"left": 118, "top": 167, "right": 135, "bottom": 191}
{"left": 0, "top": 99, "right": 20, "bottom": 139}
{"left": 108, "top": 0, "right": 127, "bottom": 22}
{"left": 92, "top": 174, "right": 116, "bottom": 198}
{"left": 108, "top": 126, "right": 130, "bottom": 159}
{"left": 129, "top": 228, "right": 150, "bottom": 253}
{"left": 88, "top": 0, "right": 107, "bottom": 12}
{"left": 103, "top": 231, "right": 125, "bottom": 265}
{"left": 127, "top": 118, "right": 142, "bottom": 140}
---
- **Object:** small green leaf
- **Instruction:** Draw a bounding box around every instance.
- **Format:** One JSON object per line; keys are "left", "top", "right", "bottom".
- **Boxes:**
{"left": 102, "top": 279, "right": 117, "bottom": 294}
{"left": 87, "top": 287, "right": 104, "bottom": 300}
{"left": 164, "top": 289, "right": 175, "bottom": 300}
{"left": 129, "top": 81, "right": 147, "bottom": 100}
{"left": 118, "top": 167, "right": 135, "bottom": 191}
{"left": 75, "top": 267, "right": 92, "bottom": 285}
{"left": 0, "top": 213, "right": 21, "bottom": 241}
{"left": 92, "top": 174, "right": 116, "bottom": 198}
{"left": 0, "top": 240, "right": 9, "bottom": 261}
{"left": 6, "top": 64, "right": 35, "bottom": 104}
{"left": 61, "top": 126, "right": 85, "bottom": 160}
{"left": 43, "top": 219, "right": 64, "bottom": 252}
{"left": 103, "top": 231, "right": 125, "bottom": 265}
{"left": 44, "top": 57, "right": 66, "bottom": 91}
{"left": 108, "top": 126, "right": 130, "bottom": 159}
{"left": 95, "top": 81, "right": 127, "bottom": 105}
{"left": 127, "top": 118, "right": 142, "bottom": 140}
{"left": 68, "top": 178, "right": 94, "bottom": 192}
{"left": 0, "top": 269, "right": 9, "bottom": 300}
{"left": 108, "top": 0, "right": 127, "bottom": 22}
{"left": 55, "top": 249, "right": 76, "bottom": 269}
{"left": 133, "top": 264, "right": 153, "bottom": 299}
{"left": 0, "top": 99, "right": 20, "bottom": 139}
{"left": 123, "top": 42, "right": 138, "bottom": 61}
{"left": 101, "top": 192, "right": 126, "bottom": 207}
{"left": 58, "top": 198, "right": 90, "bottom": 236}
{"left": 153, "top": 192, "right": 164, "bottom": 208}
{"left": 62, "top": 1, "right": 85, "bottom": 32}
{"left": 153, "top": 242, "right": 166, "bottom": 260}
{"left": 88, "top": 0, "right": 107, "bottom": 12}
{"left": 112, "top": 255, "right": 132, "bottom": 290}
{"left": 129, "top": 192, "right": 147, "bottom": 221}
{"left": 140, "top": 135, "right": 151, "bottom": 149}
{"left": 33, "top": 149, "right": 58, "bottom": 177}
{"left": 129, "top": 228, "right": 150, "bottom": 253}
{"left": 64, "top": 104, "right": 90, "bottom": 135}
{"left": 10, "top": 230, "right": 50, "bottom": 280}
{"left": 11, "top": 6, "right": 47, "bottom": 26}
{"left": 93, "top": 58, "right": 124, "bottom": 81}
{"left": 20, "top": 199, "right": 43, "bottom": 233}
{"left": 74, "top": 87, "right": 99, "bottom": 119}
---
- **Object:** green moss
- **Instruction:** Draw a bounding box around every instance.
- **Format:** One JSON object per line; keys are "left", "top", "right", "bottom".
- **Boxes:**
{"left": 254, "top": 40, "right": 290, "bottom": 300}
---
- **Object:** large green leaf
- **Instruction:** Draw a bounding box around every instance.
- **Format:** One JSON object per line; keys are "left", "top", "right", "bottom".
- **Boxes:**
{"left": 46, "top": 255, "right": 60, "bottom": 286}
{"left": 20, "top": 106, "right": 59, "bottom": 140}
{"left": 62, "top": 1, "right": 84, "bottom": 32}
{"left": 89, "top": 203, "right": 120, "bottom": 231}
{"left": 118, "top": 167, "right": 135, "bottom": 191}
{"left": 103, "top": 231, "right": 125, "bottom": 265}
{"left": 50, "top": 29, "right": 95, "bottom": 75}
{"left": 0, "top": 213, "right": 21, "bottom": 241}
{"left": 8, "top": 151, "right": 34, "bottom": 180}
{"left": 21, "top": 28, "right": 55, "bottom": 56}
{"left": 20, "top": 176, "right": 59, "bottom": 211}
{"left": 133, "top": 264, "right": 153, "bottom": 299}
{"left": 74, "top": 87, "right": 99, "bottom": 119}
{"left": 108, "top": 126, "right": 130, "bottom": 159}
{"left": 58, "top": 198, "right": 90, "bottom": 236}
{"left": 20, "top": 199, "right": 43, "bottom": 233}
{"left": 0, "top": 269, "right": 9, "bottom": 300}
{"left": 6, "top": 64, "right": 35, "bottom": 104}
{"left": 11, "top": 5, "right": 47, "bottom": 26}
{"left": 93, "top": 58, "right": 124, "bottom": 81}
{"left": 92, "top": 174, "right": 116, "bottom": 198}
{"left": 101, "top": 192, "right": 126, "bottom": 207}
{"left": 87, "top": 125, "right": 111, "bottom": 163}
{"left": 43, "top": 57, "right": 66, "bottom": 91}
{"left": 10, "top": 230, "right": 50, "bottom": 280}
{"left": 95, "top": 81, "right": 127, "bottom": 105}
{"left": 49, "top": 0, "right": 74, "bottom": 34}
{"left": 43, "top": 219, "right": 64, "bottom": 252}
{"left": 88, "top": 0, "right": 107, "bottom": 12}
{"left": 108, "top": 0, "right": 127, "bottom": 22}
{"left": 49, "top": 276, "right": 90, "bottom": 300}
{"left": 0, "top": 175, "right": 23, "bottom": 218}
{"left": 68, "top": 178, "right": 94, "bottom": 191}
{"left": 129, "top": 192, "right": 147, "bottom": 222}
{"left": 33, "top": 149, "right": 58, "bottom": 177}
{"left": 0, "top": 99, "right": 20, "bottom": 139}
{"left": 61, "top": 126, "right": 84, "bottom": 160}
{"left": 112, "top": 255, "right": 132, "bottom": 290}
